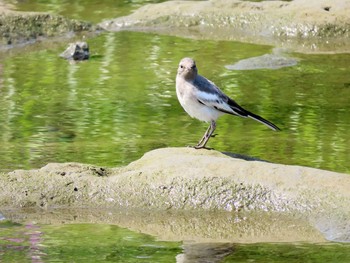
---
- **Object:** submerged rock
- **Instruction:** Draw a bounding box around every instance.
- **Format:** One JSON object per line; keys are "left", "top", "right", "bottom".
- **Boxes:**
{"left": 60, "top": 41, "right": 90, "bottom": 61}
{"left": 0, "top": 147, "right": 349, "bottom": 241}
{"left": 225, "top": 53, "right": 298, "bottom": 70}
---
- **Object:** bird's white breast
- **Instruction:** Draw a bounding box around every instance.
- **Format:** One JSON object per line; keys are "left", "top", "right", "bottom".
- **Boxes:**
{"left": 176, "top": 77, "right": 224, "bottom": 122}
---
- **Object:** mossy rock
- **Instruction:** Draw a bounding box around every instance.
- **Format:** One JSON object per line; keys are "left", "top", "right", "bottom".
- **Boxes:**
{"left": 0, "top": 12, "right": 100, "bottom": 46}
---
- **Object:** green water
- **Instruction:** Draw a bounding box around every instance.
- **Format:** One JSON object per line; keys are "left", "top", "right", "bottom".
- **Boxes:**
{"left": 1, "top": 30, "right": 350, "bottom": 173}
{"left": 0, "top": 221, "right": 181, "bottom": 262}
{"left": 5, "top": 0, "right": 166, "bottom": 23}
{"left": 1, "top": 220, "right": 350, "bottom": 262}
{"left": 1, "top": 0, "right": 350, "bottom": 261}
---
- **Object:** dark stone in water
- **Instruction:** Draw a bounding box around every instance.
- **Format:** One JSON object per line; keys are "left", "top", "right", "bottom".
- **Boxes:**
{"left": 60, "top": 41, "right": 89, "bottom": 61}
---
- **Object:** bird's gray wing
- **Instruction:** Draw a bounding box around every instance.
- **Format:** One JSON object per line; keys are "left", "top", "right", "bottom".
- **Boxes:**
{"left": 194, "top": 75, "right": 248, "bottom": 117}
{"left": 193, "top": 74, "right": 280, "bottom": 130}
{"left": 193, "top": 75, "right": 223, "bottom": 95}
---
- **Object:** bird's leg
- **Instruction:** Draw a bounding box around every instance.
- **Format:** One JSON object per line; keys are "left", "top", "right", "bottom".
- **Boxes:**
{"left": 195, "top": 123, "right": 212, "bottom": 147}
{"left": 201, "top": 120, "right": 216, "bottom": 148}
{"left": 194, "top": 121, "right": 216, "bottom": 149}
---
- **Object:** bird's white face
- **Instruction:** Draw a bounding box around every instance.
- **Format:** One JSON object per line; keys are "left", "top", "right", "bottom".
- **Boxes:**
{"left": 177, "top": 57, "right": 198, "bottom": 81}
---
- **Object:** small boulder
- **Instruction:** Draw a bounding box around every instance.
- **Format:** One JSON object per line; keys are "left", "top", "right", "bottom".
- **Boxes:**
{"left": 60, "top": 41, "right": 89, "bottom": 61}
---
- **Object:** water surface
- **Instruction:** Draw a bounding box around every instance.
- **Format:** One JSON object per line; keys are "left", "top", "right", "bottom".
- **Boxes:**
{"left": 0, "top": 31, "right": 349, "bottom": 173}
{"left": 1, "top": 0, "right": 350, "bottom": 262}
{"left": 1, "top": 219, "right": 350, "bottom": 262}
{"left": 4, "top": 0, "right": 167, "bottom": 23}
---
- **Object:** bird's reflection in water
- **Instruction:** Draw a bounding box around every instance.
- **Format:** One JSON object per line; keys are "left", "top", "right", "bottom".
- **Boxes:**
{"left": 176, "top": 242, "right": 234, "bottom": 263}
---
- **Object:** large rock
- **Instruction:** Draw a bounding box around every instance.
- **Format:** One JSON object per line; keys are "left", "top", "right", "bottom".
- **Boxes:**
{"left": 0, "top": 147, "right": 349, "bottom": 241}
{"left": 99, "top": 0, "right": 350, "bottom": 53}
{"left": 0, "top": 8, "right": 100, "bottom": 47}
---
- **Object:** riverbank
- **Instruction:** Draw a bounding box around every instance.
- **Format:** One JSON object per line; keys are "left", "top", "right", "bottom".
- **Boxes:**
{"left": 1, "top": 0, "right": 350, "bottom": 53}
{"left": 100, "top": 0, "right": 350, "bottom": 53}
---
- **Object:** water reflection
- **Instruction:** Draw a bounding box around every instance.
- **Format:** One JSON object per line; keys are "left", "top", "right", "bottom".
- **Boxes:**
{"left": 0, "top": 32, "right": 349, "bottom": 173}
{"left": 1, "top": 218, "right": 350, "bottom": 262}
{"left": 6, "top": 0, "right": 168, "bottom": 23}
{"left": 177, "top": 242, "right": 234, "bottom": 263}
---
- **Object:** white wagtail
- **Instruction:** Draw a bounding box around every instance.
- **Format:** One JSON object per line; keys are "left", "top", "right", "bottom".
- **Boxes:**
{"left": 176, "top": 57, "right": 280, "bottom": 149}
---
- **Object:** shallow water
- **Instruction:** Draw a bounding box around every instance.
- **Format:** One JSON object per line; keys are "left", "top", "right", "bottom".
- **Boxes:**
{"left": 5, "top": 0, "right": 166, "bottom": 23}
{"left": 0, "top": 30, "right": 350, "bottom": 173}
{"left": 1, "top": 219, "right": 350, "bottom": 263}
{"left": 0, "top": 220, "right": 181, "bottom": 262}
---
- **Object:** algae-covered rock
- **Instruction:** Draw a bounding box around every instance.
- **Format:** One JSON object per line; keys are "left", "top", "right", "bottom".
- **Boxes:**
{"left": 0, "top": 12, "right": 100, "bottom": 47}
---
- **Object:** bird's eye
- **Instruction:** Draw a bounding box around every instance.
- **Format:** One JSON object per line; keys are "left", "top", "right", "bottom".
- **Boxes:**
{"left": 180, "top": 65, "right": 184, "bottom": 68}
{"left": 191, "top": 65, "right": 196, "bottom": 69}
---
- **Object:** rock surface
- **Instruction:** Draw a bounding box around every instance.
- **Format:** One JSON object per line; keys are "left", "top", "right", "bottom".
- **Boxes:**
{"left": 99, "top": 0, "right": 350, "bottom": 53}
{"left": 60, "top": 41, "right": 90, "bottom": 60}
{"left": 0, "top": 147, "right": 349, "bottom": 241}
{"left": 0, "top": 4, "right": 100, "bottom": 48}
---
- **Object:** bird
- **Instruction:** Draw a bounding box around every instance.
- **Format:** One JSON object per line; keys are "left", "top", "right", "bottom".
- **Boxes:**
{"left": 175, "top": 57, "right": 280, "bottom": 149}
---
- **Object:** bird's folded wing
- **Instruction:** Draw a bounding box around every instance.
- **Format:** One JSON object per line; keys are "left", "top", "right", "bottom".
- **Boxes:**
{"left": 196, "top": 91, "right": 248, "bottom": 117}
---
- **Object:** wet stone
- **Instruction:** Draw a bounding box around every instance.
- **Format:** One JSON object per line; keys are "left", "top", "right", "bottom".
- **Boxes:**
{"left": 60, "top": 41, "right": 89, "bottom": 61}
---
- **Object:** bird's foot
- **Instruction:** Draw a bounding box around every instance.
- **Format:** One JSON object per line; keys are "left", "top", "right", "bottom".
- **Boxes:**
{"left": 191, "top": 145, "right": 214, "bottom": 150}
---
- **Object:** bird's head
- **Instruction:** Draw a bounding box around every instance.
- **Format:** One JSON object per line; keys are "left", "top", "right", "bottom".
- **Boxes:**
{"left": 177, "top": 57, "right": 198, "bottom": 81}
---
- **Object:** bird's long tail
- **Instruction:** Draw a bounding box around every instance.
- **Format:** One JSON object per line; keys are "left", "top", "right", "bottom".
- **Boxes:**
{"left": 226, "top": 97, "right": 280, "bottom": 131}
{"left": 247, "top": 111, "right": 280, "bottom": 131}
